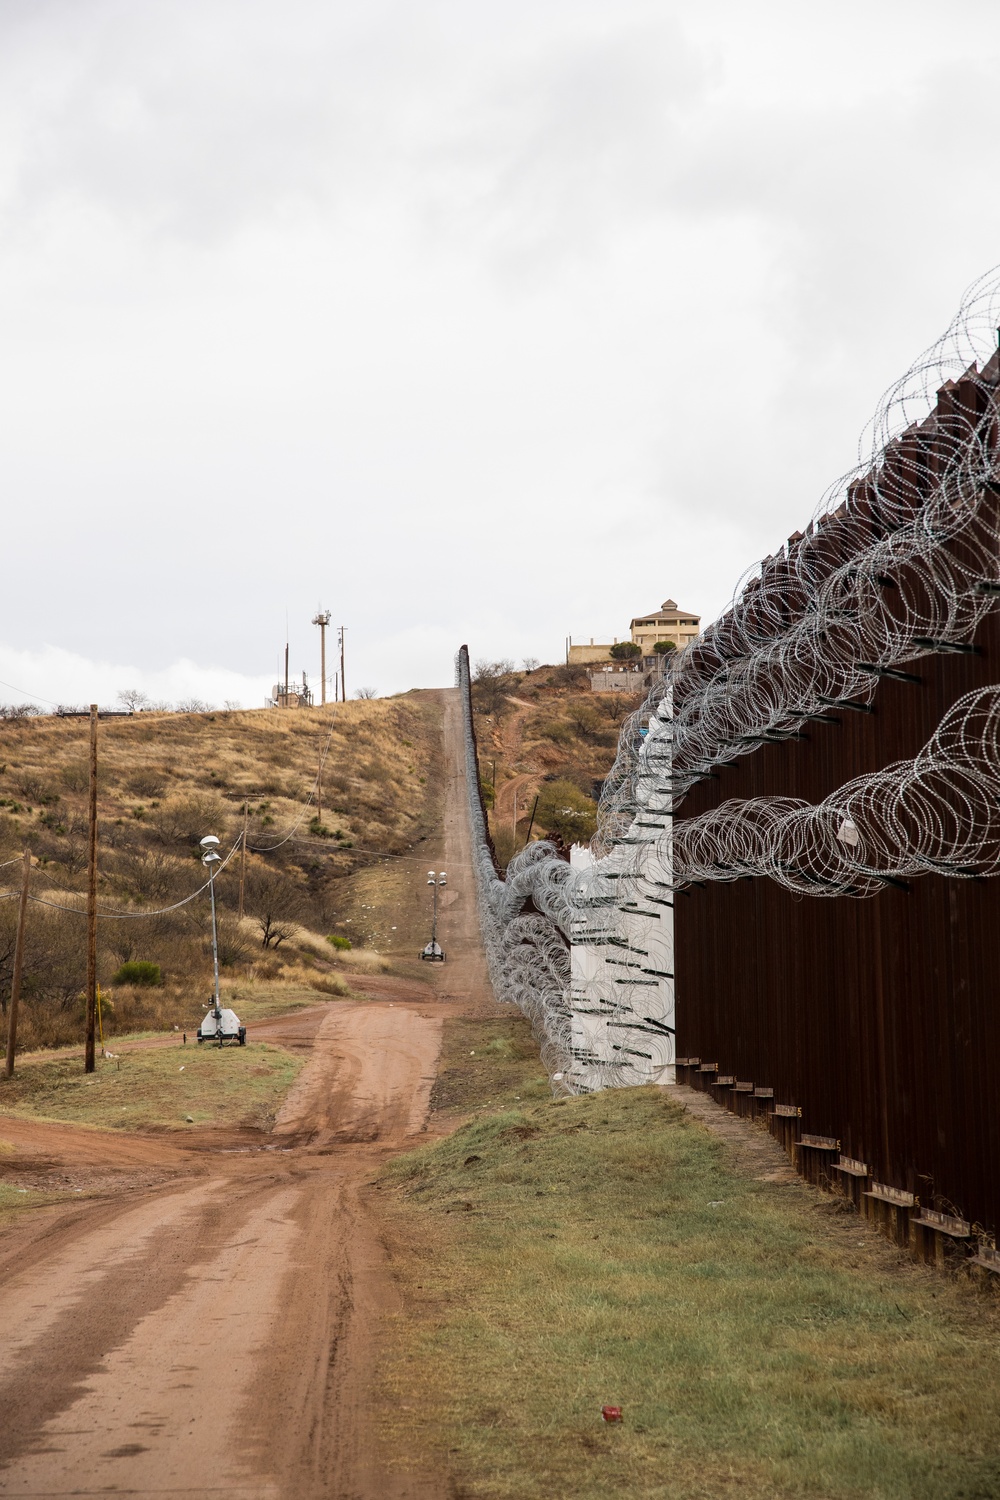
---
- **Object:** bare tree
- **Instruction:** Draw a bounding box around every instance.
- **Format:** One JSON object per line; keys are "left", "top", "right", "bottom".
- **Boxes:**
{"left": 0, "top": 703, "right": 42, "bottom": 720}
{"left": 522, "top": 657, "right": 540, "bottom": 672}
{"left": 472, "top": 659, "right": 518, "bottom": 716}
{"left": 116, "top": 687, "right": 150, "bottom": 713}
{"left": 353, "top": 686, "right": 378, "bottom": 699}
{"left": 244, "top": 863, "right": 306, "bottom": 949}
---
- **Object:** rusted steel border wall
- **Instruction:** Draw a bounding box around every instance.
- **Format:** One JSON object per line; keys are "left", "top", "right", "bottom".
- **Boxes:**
{"left": 675, "top": 611, "right": 1000, "bottom": 1241}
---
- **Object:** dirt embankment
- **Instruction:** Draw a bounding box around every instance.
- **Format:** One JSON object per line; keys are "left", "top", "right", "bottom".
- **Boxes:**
{"left": 0, "top": 686, "right": 494, "bottom": 1500}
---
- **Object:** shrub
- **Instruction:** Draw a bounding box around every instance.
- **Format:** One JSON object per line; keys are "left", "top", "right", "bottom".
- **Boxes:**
{"left": 309, "top": 973, "right": 350, "bottom": 996}
{"left": 536, "top": 718, "right": 574, "bottom": 746}
{"left": 609, "top": 641, "right": 641, "bottom": 660}
{"left": 536, "top": 778, "right": 597, "bottom": 845}
{"left": 111, "top": 960, "right": 162, "bottom": 987}
{"left": 326, "top": 934, "right": 352, "bottom": 951}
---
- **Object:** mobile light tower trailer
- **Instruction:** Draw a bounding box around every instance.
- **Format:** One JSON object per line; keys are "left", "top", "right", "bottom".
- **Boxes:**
{"left": 420, "top": 869, "right": 446, "bottom": 962}
{"left": 196, "top": 835, "right": 247, "bottom": 1046}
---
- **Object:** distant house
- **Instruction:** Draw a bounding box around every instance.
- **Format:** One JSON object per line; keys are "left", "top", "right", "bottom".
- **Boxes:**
{"left": 629, "top": 599, "right": 700, "bottom": 654}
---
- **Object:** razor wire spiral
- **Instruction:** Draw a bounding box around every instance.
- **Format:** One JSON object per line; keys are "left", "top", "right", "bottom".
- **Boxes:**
{"left": 667, "top": 267, "right": 1000, "bottom": 797}
{"left": 457, "top": 647, "right": 674, "bottom": 1094}
{"left": 459, "top": 265, "right": 1000, "bottom": 1088}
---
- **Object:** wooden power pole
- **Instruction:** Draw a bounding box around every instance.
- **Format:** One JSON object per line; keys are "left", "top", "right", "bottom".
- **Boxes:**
{"left": 339, "top": 626, "right": 346, "bottom": 702}
{"left": 312, "top": 610, "right": 331, "bottom": 705}
{"left": 4, "top": 848, "right": 31, "bottom": 1079}
{"left": 238, "top": 799, "right": 249, "bottom": 921}
{"left": 85, "top": 704, "right": 98, "bottom": 1073}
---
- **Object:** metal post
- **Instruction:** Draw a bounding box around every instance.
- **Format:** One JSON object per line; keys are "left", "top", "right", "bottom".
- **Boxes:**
{"left": 431, "top": 878, "right": 438, "bottom": 948}
{"left": 313, "top": 611, "right": 331, "bottom": 705}
{"left": 317, "top": 754, "right": 322, "bottom": 826}
{"left": 85, "top": 704, "right": 98, "bottom": 1074}
{"left": 208, "top": 866, "right": 221, "bottom": 1023}
{"left": 339, "top": 626, "right": 346, "bottom": 702}
{"left": 4, "top": 848, "right": 31, "bottom": 1079}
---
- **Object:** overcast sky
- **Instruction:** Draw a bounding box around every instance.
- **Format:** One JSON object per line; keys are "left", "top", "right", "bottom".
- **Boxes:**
{"left": 3, "top": 0, "right": 1000, "bottom": 707}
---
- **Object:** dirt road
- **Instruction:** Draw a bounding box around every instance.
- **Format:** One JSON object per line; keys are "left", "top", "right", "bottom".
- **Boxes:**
{"left": 0, "top": 687, "right": 495, "bottom": 1498}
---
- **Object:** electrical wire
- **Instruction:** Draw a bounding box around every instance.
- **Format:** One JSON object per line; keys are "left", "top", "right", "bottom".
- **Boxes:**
{"left": 247, "top": 713, "right": 339, "bottom": 853}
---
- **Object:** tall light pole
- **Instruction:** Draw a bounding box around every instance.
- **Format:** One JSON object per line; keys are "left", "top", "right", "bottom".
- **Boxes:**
{"left": 201, "top": 835, "right": 222, "bottom": 1035}
{"left": 421, "top": 870, "right": 446, "bottom": 962}
{"left": 312, "top": 610, "right": 331, "bottom": 705}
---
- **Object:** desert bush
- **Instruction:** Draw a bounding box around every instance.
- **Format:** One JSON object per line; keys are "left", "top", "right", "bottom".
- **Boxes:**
{"left": 536, "top": 778, "right": 597, "bottom": 845}
{"left": 149, "top": 793, "right": 229, "bottom": 847}
{"left": 244, "top": 861, "right": 307, "bottom": 949}
{"left": 564, "top": 703, "right": 602, "bottom": 738}
{"left": 124, "top": 767, "right": 167, "bottom": 798}
{"left": 0, "top": 703, "right": 42, "bottom": 720}
{"left": 308, "top": 973, "right": 350, "bottom": 996}
{"left": 16, "top": 773, "right": 59, "bottom": 805}
{"left": 111, "top": 960, "right": 162, "bottom": 986}
{"left": 58, "top": 761, "right": 90, "bottom": 793}
{"left": 472, "top": 660, "right": 520, "bottom": 716}
{"left": 326, "top": 934, "right": 352, "bottom": 951}
{"left": 215, "top": 914, "right": 255, "bottom": 968}
{"left": 110, "top": 847, "right": 180, "bottom": 903}
{"left": 535, "top": 718, "right": 574, "bottom": 746}
{"left": 535, "top": 664, "right": 589, "bottom": 691}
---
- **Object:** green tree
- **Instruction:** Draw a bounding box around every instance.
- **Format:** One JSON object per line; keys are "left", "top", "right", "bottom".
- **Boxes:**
{"left": 536, "top": 779, "right": 597, "bottom": 845}
{"left": 609, "top": 641, "right": 641, "bottom": 661}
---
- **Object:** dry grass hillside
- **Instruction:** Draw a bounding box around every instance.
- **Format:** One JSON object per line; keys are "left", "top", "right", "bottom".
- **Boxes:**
{"left": 0, "top": 693, "right": 443, "bottom": 1049}
{"left": 471, "top": 661, "right": 640, "bottom": 868}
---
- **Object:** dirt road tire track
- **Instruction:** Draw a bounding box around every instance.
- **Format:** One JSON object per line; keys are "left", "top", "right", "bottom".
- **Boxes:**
{"left": 0, "top": 685, "right": 494, "bottom": 1498}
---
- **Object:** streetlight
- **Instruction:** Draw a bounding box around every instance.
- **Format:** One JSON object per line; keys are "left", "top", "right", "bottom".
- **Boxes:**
{"left": 194, "top": 838, "right": 246, "bottom": 1046}
{"left": 420, "top": 870, "right": 447, "bottom": 962}
{"left": 200, "top": 836, "right": 223, "bottom": 1039}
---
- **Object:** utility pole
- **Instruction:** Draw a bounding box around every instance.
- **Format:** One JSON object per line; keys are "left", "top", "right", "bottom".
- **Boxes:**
{"left": 85, "top": 704, "right": 98, "bottom": 1074}
{"left": 238, "top": 800, "right": 249, "bottom": 921}
{"left": 523, "top": 794, "right": 539, "bottom": 850}
{"left": 339, "top": 626, "right": 346, "bottom": 702}
{"left": 4, "top": 848, "right": 31, "bottom": 1079}
{"left": 317, "top": 754, "right": 323, "bottom": 826}
{"left": 284, "top": 642, "right": 290, "bottom": 705}
{"left": 312, "top": 610, "right": 331, "bottom": 705}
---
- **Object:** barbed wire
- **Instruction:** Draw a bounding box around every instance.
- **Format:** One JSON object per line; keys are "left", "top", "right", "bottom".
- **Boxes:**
{"left": 456, "top": 647, "right": 674, "bottom": 1095}
{"left": 455, "top": 267, "right": 1000, "bottom": 1096}
{"left": 666, "top": 267, "right": 1000, "bottom": 798}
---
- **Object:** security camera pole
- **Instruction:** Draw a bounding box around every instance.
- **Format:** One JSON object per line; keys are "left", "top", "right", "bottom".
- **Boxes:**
{"left": 200, "top": 835, "right": 223, "bottom": 1037}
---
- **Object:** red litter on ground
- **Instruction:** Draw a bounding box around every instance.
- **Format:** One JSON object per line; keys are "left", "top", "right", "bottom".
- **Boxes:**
{"left": 601, "top": 1406, "right": 623, "bottom": 1423}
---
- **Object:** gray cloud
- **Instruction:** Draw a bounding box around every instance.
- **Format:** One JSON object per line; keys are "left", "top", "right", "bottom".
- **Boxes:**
{"left": 1, "top": 0, "right": 1000, "bottom": 700}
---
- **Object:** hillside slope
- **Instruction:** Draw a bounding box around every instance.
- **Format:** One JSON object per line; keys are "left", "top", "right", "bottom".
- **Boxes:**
{"left": 0, "top": 694, "right": 443, "bottom": 1047}
{"left": 471, "top": 661, "right": 640, "bottom": 866}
